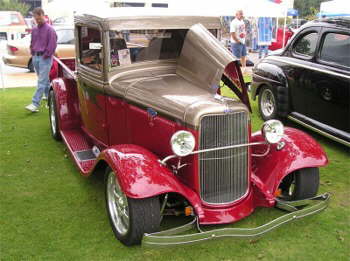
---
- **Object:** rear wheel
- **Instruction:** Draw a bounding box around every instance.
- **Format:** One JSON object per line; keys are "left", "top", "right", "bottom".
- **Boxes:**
{"left": 48, "top": 90, "right": 61, "bottom": 141}
{"left": 278, "top": 167, "right": 320, "bottom": 201}
{"left": 105, "top": 168, "right": 160, "bottom": 246}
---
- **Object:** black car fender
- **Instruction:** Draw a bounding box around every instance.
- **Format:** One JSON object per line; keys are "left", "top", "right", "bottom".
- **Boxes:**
{"left": 252, "top": 61, "right": 289, "bottom": 117}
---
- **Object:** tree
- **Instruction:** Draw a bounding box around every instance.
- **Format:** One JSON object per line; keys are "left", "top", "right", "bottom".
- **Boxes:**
{"left": 0, "top": 0, "right": 30, "bottom": 16}
{"left": 294, "top": 0, "right": 328, "bottom": 18}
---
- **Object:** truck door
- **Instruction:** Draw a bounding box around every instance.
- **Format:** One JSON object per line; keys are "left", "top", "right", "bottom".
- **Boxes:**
{"left": 76, "top": 25, "right": 109, "bottom": 145}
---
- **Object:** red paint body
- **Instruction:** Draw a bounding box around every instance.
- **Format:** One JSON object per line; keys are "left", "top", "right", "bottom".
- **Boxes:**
{"left": 51, "top": 58, "right": 328, "bottom": 225}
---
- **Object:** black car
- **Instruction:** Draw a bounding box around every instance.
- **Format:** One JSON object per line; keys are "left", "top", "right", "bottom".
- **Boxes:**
{"left": 251, "top": 18, "right": 350, "bottom": 147}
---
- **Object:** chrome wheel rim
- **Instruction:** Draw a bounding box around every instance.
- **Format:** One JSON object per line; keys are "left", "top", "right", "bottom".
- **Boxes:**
{"left": 107, "top": 171, "right": 129, "bottom": 236}
{"left": 49, "top": 97, "right": 56, "bottom": 135}
{"left": 261, "top": 89, "right": 276, "bottom": 117}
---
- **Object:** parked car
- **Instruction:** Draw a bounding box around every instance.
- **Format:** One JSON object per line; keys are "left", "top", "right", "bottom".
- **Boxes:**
{"left": 48, "top": 8, "right": 329, "bottom": 247}
{"left": 252, "top": 18, "right": 350, "bottom": 147}
{"left": 52, "top": 16, "right": 73, "bottom": 26}
{"left": 3, "top": 26, "right": 75, "bottom": 72}
{"left": 0, "top": 11, "right": 28, "bottom": 41}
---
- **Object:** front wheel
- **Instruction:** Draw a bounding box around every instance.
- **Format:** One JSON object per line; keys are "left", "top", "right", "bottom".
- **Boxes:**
{"left": 278, "top": 167, "right": 320, "bottom": 201}
{"left": 258, "top": 85, "right": 278, "bottom": 120}
{"left": 105, "top": 168, "right": 160, "bottom": 246}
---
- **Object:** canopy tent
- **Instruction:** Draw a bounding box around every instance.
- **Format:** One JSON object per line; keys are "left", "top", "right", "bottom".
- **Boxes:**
{"left": 168, "top": 0, "right": 286, "bottom": 17}
{"left": 44, "top": 0, "right": 288, "bottom": 20}
{"left": 318, "top": 0, "right": 350, "bottom": 17}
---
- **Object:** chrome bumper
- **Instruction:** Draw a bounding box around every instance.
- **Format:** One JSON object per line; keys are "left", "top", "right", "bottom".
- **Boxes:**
{"left": 142, "top": 193, "right": 330, "bottom": 247}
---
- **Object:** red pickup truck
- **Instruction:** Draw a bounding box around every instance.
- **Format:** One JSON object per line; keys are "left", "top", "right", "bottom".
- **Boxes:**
{"left": 48, "top": 9, "right": 329, "bottom": 247}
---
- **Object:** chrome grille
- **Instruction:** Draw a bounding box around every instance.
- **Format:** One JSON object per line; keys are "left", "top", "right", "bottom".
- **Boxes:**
{"left": 199, "top": 112, "right": 249, "bottom": 204}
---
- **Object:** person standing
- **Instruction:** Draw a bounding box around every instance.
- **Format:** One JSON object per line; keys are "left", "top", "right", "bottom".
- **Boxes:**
{"left": 230, "top": 10, "right": 247, "bottom": 73}
{"left": 257, "top": 17, "right": 273, "bottom": 59}
{"left": 25, "top": 8, "right": 57, "bottom": 112}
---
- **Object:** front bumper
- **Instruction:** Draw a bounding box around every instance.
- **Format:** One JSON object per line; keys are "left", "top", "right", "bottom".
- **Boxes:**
{"left": 142, "top": 193, "right": 330, "bottom": 247}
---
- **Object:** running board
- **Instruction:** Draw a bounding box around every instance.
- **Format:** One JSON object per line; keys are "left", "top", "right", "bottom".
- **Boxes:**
{"left": 60, "top": 129, "right": 97, "bottom": 174}
{"left": 75, "top": 149, "right": 96, "bottom": 161}
{"left": 288, "top": 113, "right": 350, "bottom": 147}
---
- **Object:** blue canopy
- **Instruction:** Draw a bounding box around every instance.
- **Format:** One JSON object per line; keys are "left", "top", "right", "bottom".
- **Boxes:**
{"left": 287, "top": 9, "right": 299, "bottom": 17}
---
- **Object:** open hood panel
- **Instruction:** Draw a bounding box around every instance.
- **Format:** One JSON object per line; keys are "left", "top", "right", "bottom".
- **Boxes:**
{"left": 176, "top": 23, "right": 251, "bottom": 110}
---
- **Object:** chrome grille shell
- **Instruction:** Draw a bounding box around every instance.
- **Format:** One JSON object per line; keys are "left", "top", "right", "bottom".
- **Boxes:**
{"left": 199, "top": 111, "right": 249, "bottom": 204}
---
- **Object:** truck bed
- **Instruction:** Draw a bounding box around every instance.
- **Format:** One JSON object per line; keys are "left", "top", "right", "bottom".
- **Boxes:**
{"left": 50, "top": 57, "right": 76, "bottom": 81}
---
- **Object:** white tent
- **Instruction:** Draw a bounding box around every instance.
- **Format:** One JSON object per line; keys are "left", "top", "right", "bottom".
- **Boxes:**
{"left": 168, "top": 0, "right": 286, "bottom": 17}
{"left": 320, "top": 0, "right": 350, "bottom": 17}
{"left": 43, "top": 0, "right": 110, "bottom": 20}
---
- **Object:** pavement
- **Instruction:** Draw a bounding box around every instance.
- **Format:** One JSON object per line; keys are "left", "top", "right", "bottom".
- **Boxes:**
{"left": 0, "top": 40, "right": 37, "bottom": 89}
{"left": 0, "top": 39, "right": 260, "bottom": 89}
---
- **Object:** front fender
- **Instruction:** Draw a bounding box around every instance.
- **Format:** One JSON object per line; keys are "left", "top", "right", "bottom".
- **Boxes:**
{"left": 94, "top": 144, "right": 204, "bottom": 218}
{"left": 251, "top": 61, "right": 288, "bottom": 100}
{"left": 252, "top": 127, "right": 328, "bottom": 195}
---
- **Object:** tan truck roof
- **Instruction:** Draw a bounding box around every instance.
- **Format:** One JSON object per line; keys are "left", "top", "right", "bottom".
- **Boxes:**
{"left": 75, "top": 7, "right": 221, "bottom": 30}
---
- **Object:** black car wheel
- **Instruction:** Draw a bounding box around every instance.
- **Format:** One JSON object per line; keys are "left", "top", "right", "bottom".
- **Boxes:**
{"left": 48, "top": 90, "right": 61, "bottom": 141}
{"left": 105, "top": 168, "right": 160, "bottom": 246}
{"left": 28, "top": 59, "right": 34, "bottom": 72}
{"left": 258, "top": 85, "right": 278, "bottom": 120}
{"left": 278, "top": 167, "right": 320, "bottom": 201}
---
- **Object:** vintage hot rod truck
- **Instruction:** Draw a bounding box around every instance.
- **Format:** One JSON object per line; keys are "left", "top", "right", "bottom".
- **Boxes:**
{"left": 48, "top": 9, "right": 329, "bottom": 246}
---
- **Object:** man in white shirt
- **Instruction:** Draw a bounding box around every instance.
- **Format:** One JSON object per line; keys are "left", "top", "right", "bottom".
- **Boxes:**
{"left": 230, "top": 10, "right": 247, "bottom": 72}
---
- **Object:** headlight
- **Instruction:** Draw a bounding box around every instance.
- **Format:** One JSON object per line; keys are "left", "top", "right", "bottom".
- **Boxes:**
{"left": 170, "top": 130, "right": 196, "bottom": 157}
{"left": 262, "top": 120, "right": 284, "bottom": 144}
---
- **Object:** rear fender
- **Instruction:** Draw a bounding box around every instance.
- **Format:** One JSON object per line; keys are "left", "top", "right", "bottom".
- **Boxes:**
{"left": 50, "top": 78, "right": 80, "bottom": 131}
{"left": 94, "top": 144, "right": 204, "bottom": 218}
{"left": 251, "top": 127, "right": 328, "bottom": 196}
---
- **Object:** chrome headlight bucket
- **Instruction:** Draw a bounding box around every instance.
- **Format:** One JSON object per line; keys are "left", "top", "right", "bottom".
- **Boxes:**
{"left": 170, "top": 130, "right": 196, "bottom": 157}
{"left": 262, "top": 120, "right": 284, "bottom": 144}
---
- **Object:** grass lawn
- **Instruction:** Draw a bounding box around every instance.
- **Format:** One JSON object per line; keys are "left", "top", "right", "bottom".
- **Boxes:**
{"left": 0, "top": 87, "right": 349, "bottom": 260}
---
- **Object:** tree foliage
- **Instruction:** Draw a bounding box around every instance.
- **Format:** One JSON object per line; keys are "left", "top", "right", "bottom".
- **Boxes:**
{"left": 294, "top": 0, "right": 329, "bottom": 18}
{"left": 0, "top": 0, "right": 30, "bottom": 16}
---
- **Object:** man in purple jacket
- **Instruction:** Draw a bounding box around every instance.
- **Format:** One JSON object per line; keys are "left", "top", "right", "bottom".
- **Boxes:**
{"left": 25, "top": 8, "right": 57, "bottom": 112}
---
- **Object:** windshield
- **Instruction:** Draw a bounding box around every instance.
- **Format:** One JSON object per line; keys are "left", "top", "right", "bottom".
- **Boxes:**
{"left": 109, "top": 29, "right": 188, "bottom": 68}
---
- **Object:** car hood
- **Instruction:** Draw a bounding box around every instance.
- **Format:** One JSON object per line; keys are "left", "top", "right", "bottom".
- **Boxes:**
{"left": 107, "top": 24, "right": 249, "bottom": 128}
{"left": 109, "top": 70, "right": 248, "bottom": 128}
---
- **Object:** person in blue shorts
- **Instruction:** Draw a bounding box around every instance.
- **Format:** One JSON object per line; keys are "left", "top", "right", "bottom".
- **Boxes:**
{"left": 230, "top": 10, "right": 247, "bottom": 73}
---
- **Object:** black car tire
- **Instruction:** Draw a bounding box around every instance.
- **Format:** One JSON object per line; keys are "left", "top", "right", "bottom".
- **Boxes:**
{"left": 105, "top": 168, "right": 160, "bottom": 246}
{"left": 258, "top": 85, "right": 278, "bottom": 120}
{"left": 28, "top": 59, "right": 34, "bottom": 72}
{"left": 48, "top": 90, "right": 61, "bottom": 141}
{"left": 278, "top": 167, "right": 320, "bottom": 201}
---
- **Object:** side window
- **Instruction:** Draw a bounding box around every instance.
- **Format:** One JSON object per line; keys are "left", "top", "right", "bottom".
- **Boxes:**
{"left": 78, "top": 26, "right": 102, "bottom": 71}
{"left": 56, "top": 29, "right": 74, "bottom": 44}
{"left": 320, "top": 33, "right": 350, "bottom": 68}
{"left": 293, "top": 32, "right": 318, "bottom": 57}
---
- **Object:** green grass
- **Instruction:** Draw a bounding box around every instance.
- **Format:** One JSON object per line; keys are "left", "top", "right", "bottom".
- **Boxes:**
{"left": 0, "top": 88, "right": 349, "bottom": 260}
